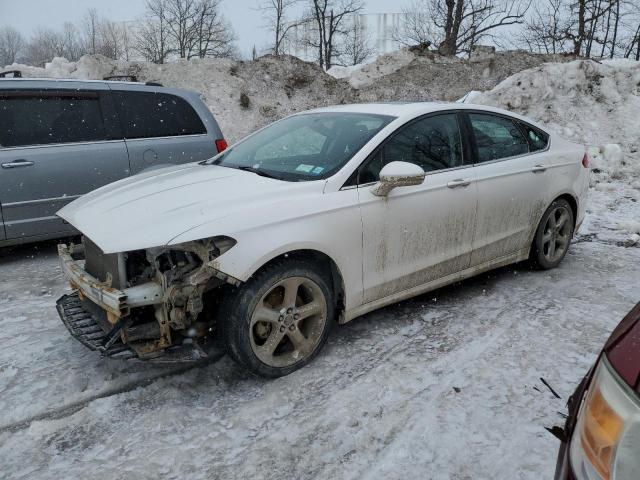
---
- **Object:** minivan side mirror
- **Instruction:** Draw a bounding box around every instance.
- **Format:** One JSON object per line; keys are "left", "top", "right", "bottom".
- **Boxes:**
{"left": 370, "top": 161, "right": 426, "bottom": 197}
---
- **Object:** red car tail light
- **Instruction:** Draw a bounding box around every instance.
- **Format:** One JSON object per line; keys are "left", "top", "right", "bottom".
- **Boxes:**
{"left": 215, "top": 139, "right": 228, "bottom": 153}
{"left": 582, "top": 153, "right": 590, "bottom": 168}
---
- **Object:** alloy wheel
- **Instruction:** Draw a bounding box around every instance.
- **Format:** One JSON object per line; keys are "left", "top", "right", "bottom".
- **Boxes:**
{"left": 542, "top": 205, "right": 572, "bottom": 263}
{"left": 249, "top": 276, "right": 328, "bottom": 368}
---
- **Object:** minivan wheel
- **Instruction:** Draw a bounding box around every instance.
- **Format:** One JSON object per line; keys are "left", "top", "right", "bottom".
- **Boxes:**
{"left": 220, "top": 260, "right": 334, "bottom": 378}
{"left": 530, "top": 198, "right": 575, "bottom": 270}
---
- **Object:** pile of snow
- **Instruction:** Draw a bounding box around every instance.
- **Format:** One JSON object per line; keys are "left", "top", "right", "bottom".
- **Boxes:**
{"left": 472, "top": 59, "right": 640, "bottom": 183}
{"left": 327, "top": 49, "right": 415, "bottom": 88}
{"left": 4, "top": 55, "right": 120, "bottom": 80}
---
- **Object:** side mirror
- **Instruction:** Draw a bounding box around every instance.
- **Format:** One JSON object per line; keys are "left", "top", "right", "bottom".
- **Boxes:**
{"left": 370, "top": 161, "right": 425, "bottom": 197}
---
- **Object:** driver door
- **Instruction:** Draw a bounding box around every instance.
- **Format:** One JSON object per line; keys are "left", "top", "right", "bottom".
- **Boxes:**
{"left": 356, "top": 113, "right": 478, "bottom": 304}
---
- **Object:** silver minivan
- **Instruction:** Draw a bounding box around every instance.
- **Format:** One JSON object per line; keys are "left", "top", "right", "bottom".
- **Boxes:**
{"left": 0, "top": 78, "right": 225, "bottom": 247}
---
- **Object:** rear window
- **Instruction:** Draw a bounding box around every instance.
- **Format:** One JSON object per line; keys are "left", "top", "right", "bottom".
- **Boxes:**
{"left": 519, "top": 122, "right": 549, "bottom": 151}
{"left": 0, "top": 91, "right": 107, "bottom": 148}
{"left": 112, "top": 91, "right": 206, "bottom": 139}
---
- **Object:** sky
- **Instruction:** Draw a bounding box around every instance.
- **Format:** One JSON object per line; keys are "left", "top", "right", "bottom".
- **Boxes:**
{"left": 0, "top": 0, "right": 408, "bottom": 58}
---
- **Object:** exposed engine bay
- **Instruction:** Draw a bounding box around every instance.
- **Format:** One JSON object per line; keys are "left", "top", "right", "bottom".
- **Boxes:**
{"left": 57, "top": 236, "right": 240, "bottom": 361}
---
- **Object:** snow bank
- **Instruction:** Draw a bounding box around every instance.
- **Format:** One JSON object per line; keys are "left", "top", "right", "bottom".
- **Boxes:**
{"left": 4, "top": 55, "right": 120, "bottom": 80}
{"left": 327, "top": 49, "right": 415, "bottom": 88}
{"left": 472, "top": 59, "right": 640, "bottom": 183}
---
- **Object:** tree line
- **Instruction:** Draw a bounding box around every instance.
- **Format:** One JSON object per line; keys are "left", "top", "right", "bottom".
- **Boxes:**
{"left": 0, "top": 0, "right": 237, "bottom": 67}
{"left": 1, "top": 0, "right": 639, "bottom": 70}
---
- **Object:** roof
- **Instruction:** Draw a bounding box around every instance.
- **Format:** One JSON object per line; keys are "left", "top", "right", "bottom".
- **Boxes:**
{"left": 0, "top": 77, "right": 142, "bottom": 85}
{"left": 307, "top": 101, "right": 549, "bottom": 132}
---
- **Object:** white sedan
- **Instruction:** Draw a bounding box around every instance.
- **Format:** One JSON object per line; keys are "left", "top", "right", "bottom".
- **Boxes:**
{"left": 56, "top": 103, "right": 589, "bottom": 377}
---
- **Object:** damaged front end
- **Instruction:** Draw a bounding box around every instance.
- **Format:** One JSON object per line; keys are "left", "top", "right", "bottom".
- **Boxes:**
{"left": 56, "top": 236, "right": 239, "bottom": 362}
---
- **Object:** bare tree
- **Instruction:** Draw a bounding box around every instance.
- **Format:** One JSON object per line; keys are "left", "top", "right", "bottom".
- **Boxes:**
{"left": 141, "top": 0, "right": 236, "bottom": 60}
{"left": 97, "top": 20, "right": 133, "bottom": 60}
{"left": 0, "top": 27, "right": 25, "bottom": 66}
{"left": 259, "top": 0, "right": 302, "bottom": 55}
{"left": 517, "top": 0, "right": 571, "bottom": 53}
{"left": 83, "top": 8, "right": 101, "bottom": 55}
{"left": 517, "top": 0, "right": 638, "bottom": 58}
{"left": 190, "top": 0, "right": 236, "bottom": 58}
{"left": 136, "top": 0, "right": 173, "bottom": 63}
{"left": 337, "top": 15, "right": 376, "bottom": 65}
{"left": 304, "top": 0, "right": 364, "bottom": 69}
{"left": 60, "top": 22, "right": 85, "bottom": 61}
{"left": 164, "top": 0, "right": 200, "bottom": 58}
{"left": 24, "top": 29, "right": 67, "bottom": 67}
{"left": 394, "top": 0, "right": 440, "bottom": 47}
{"left": 396, "top": 0, "right": 527, "bottom": 56}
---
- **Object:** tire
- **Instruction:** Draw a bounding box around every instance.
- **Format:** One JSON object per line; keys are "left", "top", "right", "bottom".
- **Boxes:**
{"left": 530, "top": 198, "right": 575, "bottom": 270}
{"left": 219, "top": 259, "right": 335, "bottom": 378}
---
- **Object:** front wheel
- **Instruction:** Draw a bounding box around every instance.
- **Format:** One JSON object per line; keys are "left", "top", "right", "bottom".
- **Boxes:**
{"left": 530, "top": 198, "right": 575, "bottom": 269}
{"left": 220, "top": 260, "right": 334, "bottom": 378}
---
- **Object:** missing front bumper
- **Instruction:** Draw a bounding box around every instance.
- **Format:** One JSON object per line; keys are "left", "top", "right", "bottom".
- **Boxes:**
{"left": 56, "top": 293, "right": 135, "bottom": 359}
{"left": 56, "top": 292, "right": 212, "bottom": 363}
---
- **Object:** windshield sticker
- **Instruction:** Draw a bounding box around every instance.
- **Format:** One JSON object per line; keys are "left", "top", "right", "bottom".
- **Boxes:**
{"left": 295, "top": 164, "right": 314, "bottom": 173}
{"left": 311, "top": 166, "right": 324, "bottom": 175}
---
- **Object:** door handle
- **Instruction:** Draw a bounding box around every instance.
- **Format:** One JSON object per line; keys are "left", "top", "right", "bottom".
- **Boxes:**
{"left": 447, "top": 179, "right": 471, "bottom": 188}
{"left": 531, "top": 164, "right": 547, "bottom": 173}
{"left": 1, "top": 159, "right": 35, "bottom": 169}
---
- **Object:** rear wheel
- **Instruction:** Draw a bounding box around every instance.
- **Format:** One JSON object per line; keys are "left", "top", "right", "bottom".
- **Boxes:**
{"left": 530, "top": 198, "right": 575, "bottom": 269}
{"left": 220, "top": 260, "right": 334, "bottom": 378}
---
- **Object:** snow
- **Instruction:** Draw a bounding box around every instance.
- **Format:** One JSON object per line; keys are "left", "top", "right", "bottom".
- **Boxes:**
{"left": 327, "top": 49, "right": 416, "bottom": 88}
{"left": 1, "top": 53, "right": 639, "bottom": 478}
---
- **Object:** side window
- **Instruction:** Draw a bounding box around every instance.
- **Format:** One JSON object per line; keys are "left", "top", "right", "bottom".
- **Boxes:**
{"left": 358, "top": 113, "right": 462, "bottom": 184}
{"left": 520, "top": 123, "right": 549, "bottom": 151}
{"left": 468, "top": 113, "right": 529, "bottom": 162}
{"left": 112, "top": 91, "right": 206, "bottom": 139}
{"left": 0, "top": 92, "right": 107, "bottom": 148}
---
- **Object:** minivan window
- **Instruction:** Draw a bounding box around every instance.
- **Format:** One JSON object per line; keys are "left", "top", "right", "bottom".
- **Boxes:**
{"left": 0, "top": 92, "right": 107, "bottom": 148}
{"left": 358, "top": 113, "right": 463, "bottom": 184}
{"left": 468, "top": 113, "right": 529, "bottom": 162}
{"left": 112, "top": 91, "right": 206, "bottom": 139}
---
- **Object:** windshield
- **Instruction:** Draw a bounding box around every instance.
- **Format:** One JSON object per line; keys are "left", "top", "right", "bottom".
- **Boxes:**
{"left": 208, "top": 112, "right": 395, "bottom": 181}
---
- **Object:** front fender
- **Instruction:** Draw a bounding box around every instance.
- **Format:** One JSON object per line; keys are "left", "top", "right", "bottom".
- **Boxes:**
{"left": 170, "top": 188, "right": 364, "bottom": 312}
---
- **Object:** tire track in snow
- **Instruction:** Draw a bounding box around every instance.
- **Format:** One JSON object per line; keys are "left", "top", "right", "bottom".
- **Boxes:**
{"left": 0, "top": 352, "right": 225, "bottom": 434}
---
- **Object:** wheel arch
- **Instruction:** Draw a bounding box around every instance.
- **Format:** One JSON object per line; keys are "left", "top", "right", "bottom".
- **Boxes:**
{"left": 246, "top": 248, "right": 347, "bottom": 322}
{"left": 527, "top": 191, "right": 579, "bottom": 256}
{"left": 556, "top": 193, "right": 578, "bottom": 228}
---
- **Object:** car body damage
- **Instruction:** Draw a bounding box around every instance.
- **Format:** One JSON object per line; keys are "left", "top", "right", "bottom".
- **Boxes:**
{"left": 58, "top": 236, "right": 242, "bottom": 359}
{"left": 55, "top": 102, "right": 589, "bottom": 368}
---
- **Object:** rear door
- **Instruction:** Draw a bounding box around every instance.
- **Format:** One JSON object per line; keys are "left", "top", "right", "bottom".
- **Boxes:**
{"left": 466, "top": 111, "right": 553, "bottom": 266}
{"left": 108, "top": 86, "right": 219, "bottom": 174}
{"left": 0, "top": 83, "right": 129, "bottom": 240}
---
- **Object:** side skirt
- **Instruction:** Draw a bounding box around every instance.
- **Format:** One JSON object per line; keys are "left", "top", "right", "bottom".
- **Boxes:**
{"left": 343, "top": 249, "right": 529, "bottom": 323}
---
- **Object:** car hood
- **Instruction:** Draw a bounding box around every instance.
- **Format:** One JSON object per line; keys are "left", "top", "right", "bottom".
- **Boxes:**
{"left": 58, "top": 163, "right": 321, "bottom": 254}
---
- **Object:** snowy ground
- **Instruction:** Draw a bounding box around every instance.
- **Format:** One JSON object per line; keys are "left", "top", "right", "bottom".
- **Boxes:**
{"left": 1, "top": 53, "right": 639, "bottom": 479}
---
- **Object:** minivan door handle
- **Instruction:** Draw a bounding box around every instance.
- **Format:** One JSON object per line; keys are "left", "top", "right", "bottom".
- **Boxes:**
{"left": 1, "top": 159, "right": 35, "bottom": 169}
{"left": 447, "top": 179, "right": 472, "bottom": 188}
{"left": 531, "top": 164, "right": 547, "bottom": 173}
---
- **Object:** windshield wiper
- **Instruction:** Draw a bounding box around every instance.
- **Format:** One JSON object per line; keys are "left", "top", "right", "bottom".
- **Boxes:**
{"left": 235, "top": 166, "right": 280, "bottom": 179}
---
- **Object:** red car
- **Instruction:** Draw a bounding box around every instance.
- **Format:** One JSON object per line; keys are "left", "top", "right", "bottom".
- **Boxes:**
{"left": 555, "top": 302, "right": 640, "bottom": 480}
